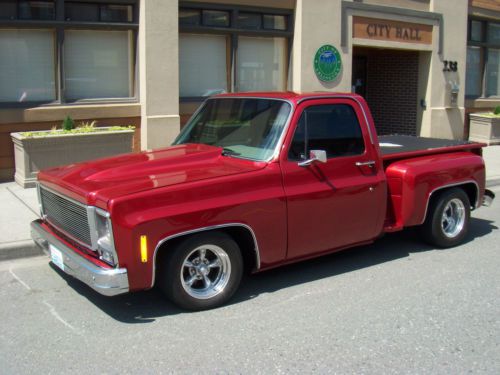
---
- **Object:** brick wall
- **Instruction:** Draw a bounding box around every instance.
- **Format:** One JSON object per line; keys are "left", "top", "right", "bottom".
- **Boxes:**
{"left": 361, "top": 49, "right": 419, "bottom": 136}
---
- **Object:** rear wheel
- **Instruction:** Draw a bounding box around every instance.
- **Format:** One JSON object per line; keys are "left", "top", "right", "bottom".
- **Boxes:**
{"left": 159, "top": 232, "right": 243, "bottom": 311}
{"left": 421, "top": 188, "right": 470, "bottom": 248}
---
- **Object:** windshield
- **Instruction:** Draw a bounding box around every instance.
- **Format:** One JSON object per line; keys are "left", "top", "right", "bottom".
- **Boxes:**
{"left": 174, "top": 98, "right": 291, "bottom": 161}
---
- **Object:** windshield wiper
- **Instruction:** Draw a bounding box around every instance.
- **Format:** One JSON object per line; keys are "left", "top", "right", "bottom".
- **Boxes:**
{"left": 221, "top": 147, "right": 241, "bottom": 156}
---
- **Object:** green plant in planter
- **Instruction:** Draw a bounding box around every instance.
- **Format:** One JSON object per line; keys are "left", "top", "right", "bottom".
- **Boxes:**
{"left": 20, "top": 118, "right": 134, "bottom": 138}
{"left": 473, "top": 106, "right": 500, "bottom": 118}
{"left": 76, "top": 120, "right": 97, "bottom": 132}
{"left": 62, "top": 115, "right": 75, "bottom": 131}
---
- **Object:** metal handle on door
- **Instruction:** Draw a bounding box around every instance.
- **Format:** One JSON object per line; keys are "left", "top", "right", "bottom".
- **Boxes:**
{"left": 355, "top": 160, "right": 376, "bottom": 167}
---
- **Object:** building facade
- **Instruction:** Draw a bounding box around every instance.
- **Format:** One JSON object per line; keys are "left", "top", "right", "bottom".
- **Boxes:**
{"left": 466, "top": 0, "right": 500, "bottom": 136}
{"left": 0, "top": 0, "right": 497, "bottom": 181}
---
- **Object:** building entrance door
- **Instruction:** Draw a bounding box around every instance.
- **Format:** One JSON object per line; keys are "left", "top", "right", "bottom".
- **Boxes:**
{"left": 352, "top": 56, "right": 367, "bottom": 98}
{"left": 352, "top": 47, "right": 419, "bottom": 136}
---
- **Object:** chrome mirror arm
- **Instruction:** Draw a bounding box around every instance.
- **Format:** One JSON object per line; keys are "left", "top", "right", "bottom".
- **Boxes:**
{"left": 298, "top": 150, "right": 327, "bottom": 167}
{"left": 298, "top": 158, "right": 316, "bottom": 167}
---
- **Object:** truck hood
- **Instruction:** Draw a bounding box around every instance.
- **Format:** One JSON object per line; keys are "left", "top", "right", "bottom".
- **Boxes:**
{"left": 38, "top": 144, "right": 266, "bottom": 205}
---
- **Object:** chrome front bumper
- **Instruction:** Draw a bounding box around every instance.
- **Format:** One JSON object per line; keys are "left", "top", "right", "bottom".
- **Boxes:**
{"left": 31, "top": 220, "right": 129, "bottom": 296}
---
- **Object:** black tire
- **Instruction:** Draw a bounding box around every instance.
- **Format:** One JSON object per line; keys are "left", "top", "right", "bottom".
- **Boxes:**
{"left": 158, "top": 232, "right": 243, "bottom": 311}
{"left": 421, "top": 188, "right": 471, "bottom": 248}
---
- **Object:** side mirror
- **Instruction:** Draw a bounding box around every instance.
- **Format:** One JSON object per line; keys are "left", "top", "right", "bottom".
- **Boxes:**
{"left": 298, "top": 150, "right": 327, "bottom": 167}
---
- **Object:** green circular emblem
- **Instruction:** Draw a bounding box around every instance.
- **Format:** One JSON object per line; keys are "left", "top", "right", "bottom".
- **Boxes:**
{"left": 314, "top": 45, "right": 342, "bottom": 82}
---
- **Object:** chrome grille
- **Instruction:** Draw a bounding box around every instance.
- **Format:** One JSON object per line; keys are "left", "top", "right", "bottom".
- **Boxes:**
{"left": 39, "top": 186, "right": 92, "bottom": 247}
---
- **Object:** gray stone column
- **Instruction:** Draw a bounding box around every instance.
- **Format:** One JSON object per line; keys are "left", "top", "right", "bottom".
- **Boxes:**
{"left": 419, "top": 0, "right": 468, "bottom": 139}
{"left": 292, "top": 0, "right": 350, "bottom": 93}
{"left": 139, "top": 0, "right": 180, "bottom": 150}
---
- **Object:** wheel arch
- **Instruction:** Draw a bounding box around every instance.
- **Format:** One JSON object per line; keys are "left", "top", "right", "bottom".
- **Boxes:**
{"left": 421, "top": 181, "right": 479, "bottom": 224}
{"left": 151, "top": 223, "right": 261, "bottom": 288}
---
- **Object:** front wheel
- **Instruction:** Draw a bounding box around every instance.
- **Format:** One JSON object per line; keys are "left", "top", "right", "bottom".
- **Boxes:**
{"left": 421, "top": 188, "right": 471, "bottom": 248}
{"left": 158, "top": 232, "right": 243, "bottom": 311}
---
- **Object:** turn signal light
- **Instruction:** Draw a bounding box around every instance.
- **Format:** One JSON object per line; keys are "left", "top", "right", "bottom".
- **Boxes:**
{"left": 140, "top": 235, "right": 148, "bottom": 263}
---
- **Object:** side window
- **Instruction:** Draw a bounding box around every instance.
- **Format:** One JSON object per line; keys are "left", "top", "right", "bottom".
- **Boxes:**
{"left": 288, "top": 104, "right": 365, "bottom": 160}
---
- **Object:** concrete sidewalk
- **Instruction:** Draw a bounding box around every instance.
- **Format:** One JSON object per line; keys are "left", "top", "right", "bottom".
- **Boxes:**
{"left": 1, "top": 145, "right": 499, "bottom": 262}
{"left": 0, "top": 182, "right": 41, "bottom": 260}
{"left": 483, "top": 145, "right": 500, "bottom": 187}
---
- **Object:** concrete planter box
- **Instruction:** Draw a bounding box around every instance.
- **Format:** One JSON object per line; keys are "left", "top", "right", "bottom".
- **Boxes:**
{"left": 469, "top": 114, "right": 500, "bottom": 145}
{"left": 11, "top": 128, "right": 135, "bottom": 188}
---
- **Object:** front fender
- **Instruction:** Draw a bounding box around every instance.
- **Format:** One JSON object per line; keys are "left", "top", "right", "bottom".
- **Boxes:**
{"left": 108, "top": 164, "right": 287, "bottom": 291}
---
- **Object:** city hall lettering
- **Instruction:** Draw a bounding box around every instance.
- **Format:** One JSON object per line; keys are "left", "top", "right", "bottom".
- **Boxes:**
{"left": 353, "top": 17, "right": 433, "bottom": 45}
{"left": 366, "top": 23, "right": 422, "bottom": 42}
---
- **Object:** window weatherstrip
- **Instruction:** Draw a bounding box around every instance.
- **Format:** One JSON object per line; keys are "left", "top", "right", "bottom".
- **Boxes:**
{"left": 297, "top": 95, "right": 375, "bottom": 145}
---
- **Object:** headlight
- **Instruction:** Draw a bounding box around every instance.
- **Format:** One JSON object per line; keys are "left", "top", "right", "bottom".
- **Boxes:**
{"left": 94, "top": 209, "right": 117, "bottom": 266}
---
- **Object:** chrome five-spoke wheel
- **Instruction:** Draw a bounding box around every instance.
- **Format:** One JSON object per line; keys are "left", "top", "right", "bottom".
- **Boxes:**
{"left": 422, "top": 187, "right": 470, "bottom": 248}
{"left": 159, "top": 232, "right": 243, "bottom": 311}
{"left": 441, "top": 198, "right": 466, "bottom": 238}
{"left": 181, "top": 245, "right": 231, "bottom": 299}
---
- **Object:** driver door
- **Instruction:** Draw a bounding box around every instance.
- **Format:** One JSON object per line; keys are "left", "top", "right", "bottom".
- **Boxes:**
{"left": 281, "top": 98, "right": 386, "bottom": 260}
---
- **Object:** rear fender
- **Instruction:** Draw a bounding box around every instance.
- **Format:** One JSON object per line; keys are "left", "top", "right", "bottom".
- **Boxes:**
{"left": 385, "top": 152, "right": 485, "bottom": 229}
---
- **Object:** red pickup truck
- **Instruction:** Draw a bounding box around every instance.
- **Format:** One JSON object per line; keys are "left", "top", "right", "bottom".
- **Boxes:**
{"left": 31, "top": 92, "right": 495, "bottom": 310}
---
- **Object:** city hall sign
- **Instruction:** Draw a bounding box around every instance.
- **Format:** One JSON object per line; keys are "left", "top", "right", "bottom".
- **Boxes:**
{"left": 353, "top": 16, "right": 433, "bottom": 45}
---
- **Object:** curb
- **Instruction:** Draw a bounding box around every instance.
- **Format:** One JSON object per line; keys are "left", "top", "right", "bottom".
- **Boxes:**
{"left": 486, "top": 178, "right": 500, "bottom": 188}
{"left": 0, "top": 240, "right": 44, "bottom": 262}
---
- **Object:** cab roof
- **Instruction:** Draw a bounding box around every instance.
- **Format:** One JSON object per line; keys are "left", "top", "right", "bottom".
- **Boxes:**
{"left": 213, "top": 91, "right": 361, "bottom": 103}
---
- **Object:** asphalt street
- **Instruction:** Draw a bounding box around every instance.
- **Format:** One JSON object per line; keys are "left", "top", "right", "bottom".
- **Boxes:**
{"left": 1, "top": 186, "right": 499, "bottom": 374}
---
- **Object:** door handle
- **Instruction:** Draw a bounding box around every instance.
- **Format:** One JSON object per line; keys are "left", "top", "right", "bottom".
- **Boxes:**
{"left": 355, "top": 160, "right": 376, "bottom": 167}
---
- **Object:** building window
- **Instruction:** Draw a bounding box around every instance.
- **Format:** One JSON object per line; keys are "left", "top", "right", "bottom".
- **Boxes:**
{"left": 238, "top": 12, "right": 261, "bottom": 30}
{"left": 64, "top": 2, "right": 99, "bottom": 22}
{"left": 0, "top": 1, "right": 18, "bottom": 20}
{"left": 202, "top": 10, "right": 230, "bottom": 27}
{"left": 64, "top": 30, "right": 133, "bottom": 100}
{"left": 0, "top": 29, "right": 56, "bottom": 102}
{"left": 236, "top": 36, "right": 287, "bottom": 92}
{"left": 263, "top": 14, "right": 287, "bottom": 31}
{"left": 180, "top": 34, "right": 228, "bottom": 97}
{"left": 63, "top": 2, "right": 132, "bottom": 22}
{"left": 179, "top": 9, "right": 200, "bottom": 26}
{"left": 466, "top": 19, "right": 500, "bottom": 98}
{"left": 486, "top": 48, "right": 500, "bottom": 97}
{"left": 0, "top": 0, "right": 138, "bottom": 106}
{"left": 0, "top": 1, "right": 56, "bottom": 20}
{"left": 179, "top": 5, "right": 292, "bottom": 100}
{"left": 466, "top": 46, "right": 482, "bottom": 97}
{"left": 19, "top": 1, "right": 55, "bottom": 20}
{"left": 470, "top": 20, "right": 483, "bottom": 42}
